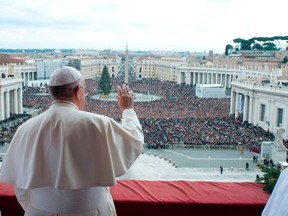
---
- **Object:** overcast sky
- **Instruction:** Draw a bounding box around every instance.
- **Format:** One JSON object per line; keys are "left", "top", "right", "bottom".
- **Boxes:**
{"left": 0, "top": 0, "right": 286, "bottom": 53}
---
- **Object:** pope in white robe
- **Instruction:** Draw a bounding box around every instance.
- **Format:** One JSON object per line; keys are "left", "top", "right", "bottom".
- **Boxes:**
{"left": 0, "top": 66, "right": 144, "bottom": 216}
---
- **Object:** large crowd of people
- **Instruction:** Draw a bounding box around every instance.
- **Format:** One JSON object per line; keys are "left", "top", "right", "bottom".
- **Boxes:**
{"left": 0, "top": 113, "right": 32, "bottom": 145}
{"left": 140, "top": 117, "right": 274, "bottom": 152}
{"left": 4, "top": 78, "right": 283, "bottom": 150}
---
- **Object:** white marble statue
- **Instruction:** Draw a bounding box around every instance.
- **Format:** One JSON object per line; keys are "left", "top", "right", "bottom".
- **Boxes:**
{"left": 274, "top": 128, "right": 286, "bottom": 149}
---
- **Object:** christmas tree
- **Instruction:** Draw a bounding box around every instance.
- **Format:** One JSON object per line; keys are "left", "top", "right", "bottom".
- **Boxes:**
{"left": 98, "top": 65, "right": 112, "bottom": 96}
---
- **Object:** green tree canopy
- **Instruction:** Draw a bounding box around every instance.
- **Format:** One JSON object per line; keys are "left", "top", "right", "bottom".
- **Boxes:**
{"left": 282, "top": 56, "right": 288, "bottom": 64}
{"left": 232, "top": 36, "right": 288, "bottom": 51}
{"left": 232, "top": 38, "right": 251, "bottom": 50}
{"left": 98, "top": 65, "right": 112, "bottom": 95}
{"left": 252, "top": 43, "right": 263, "bottom": 50}
{"left": 262, "top": 42, "right": 277, "bottom": 51}
{"left": 225, "top": 44, "right": 234, "bottom": 56}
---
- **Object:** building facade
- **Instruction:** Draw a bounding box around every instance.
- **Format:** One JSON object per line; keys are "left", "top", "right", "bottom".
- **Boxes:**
{"left": 230, "top": 79, "right": 288, "bottom": 140}
{"left": 37, "top": 60, "right": 64, "bottom": 80}
{"left": 0, "top": 75, "right": 23, "bottom": 120}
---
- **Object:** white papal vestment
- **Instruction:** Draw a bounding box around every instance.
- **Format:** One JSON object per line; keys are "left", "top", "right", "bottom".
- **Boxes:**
{"left": 262, "top": 168, "right": 288, "bottom": 216}
{"left": 0, "top": 101, "right": 144, "bottom": 215}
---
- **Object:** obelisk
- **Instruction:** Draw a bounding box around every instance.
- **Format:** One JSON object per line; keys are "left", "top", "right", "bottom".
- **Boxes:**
{"left": 124, "top": 42, "right": 129, "bottom": 85}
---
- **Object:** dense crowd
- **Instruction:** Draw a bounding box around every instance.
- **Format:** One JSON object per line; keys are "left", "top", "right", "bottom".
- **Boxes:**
{"left": 140, "top": 117, "right": 274, "bottom": 151}
{"left": 4, "top": 78, "right": 283, "bottom": 150}
{"left": 0, "top": 113, "right": 32, "bottom": 145}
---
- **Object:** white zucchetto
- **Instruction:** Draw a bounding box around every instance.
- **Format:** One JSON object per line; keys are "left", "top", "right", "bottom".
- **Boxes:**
{"left": 48, "top": 66, "right": 82, "bottom": 86}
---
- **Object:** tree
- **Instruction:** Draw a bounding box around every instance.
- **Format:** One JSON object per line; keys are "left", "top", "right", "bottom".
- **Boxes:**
{"left": 282, "top": 56, "right": 288, "bottom": 64}
{"left": 256, "top": 163, "right": 282, "bottom": 194}
{"left": 252, "top": 43, "right": 263, "bottom": 50}
{"left": 233, "top": 36, "right": 288, "bottom": 51}
{"left": 241, "top": 40, "right": 252, "bottom": 50}
{"left": 225, "top": 44, "right": 234, "bottom": 56}
{"left": 232, "top": 38, "right": 252, "bottom": 51}
{"left": 98, "top": 65, "right": 112, "bottom": 95}
{"left": 263, "top": 42, "right": 277, "bottom": 51}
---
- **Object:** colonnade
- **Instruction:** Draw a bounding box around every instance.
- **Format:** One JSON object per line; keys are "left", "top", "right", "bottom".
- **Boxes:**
{"left": 230, "top": 90, "right": 253, "bottom": 123}
{"left": 0, "top": 64, "right": 37, "bottom": 87}
{"left": 177, "top": 69, "right": 233, "bottom": 88}
{"left": 0, "top": 76, "right": 23, "bottom": 121}
{"left": 230, "top": 80, "right": 288, "bottom": 139}
{"left": 22, "top": 71, "right": 37, "bottom": 86}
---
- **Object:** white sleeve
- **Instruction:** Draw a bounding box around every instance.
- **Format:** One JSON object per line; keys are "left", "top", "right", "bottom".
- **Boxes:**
{"left": 121, "top": 109, "right": 143, "bottom": 140}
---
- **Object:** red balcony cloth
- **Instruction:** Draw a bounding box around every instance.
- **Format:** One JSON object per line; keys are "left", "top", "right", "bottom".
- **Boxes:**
{"left": 0, "top": 182, "right": 24, "bottom": 215}
{"left": 0, "top": 180, "right": 270, "bottom": 216}
{"left": 111, "top": 180, "right": 270, "bottom": 216}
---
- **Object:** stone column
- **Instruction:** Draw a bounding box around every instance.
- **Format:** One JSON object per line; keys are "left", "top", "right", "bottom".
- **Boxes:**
{"left": 193, "top": 72, "right": 196, "bottom": 85}
{"left": 253, "top": 97, "right": 259, "bottom": 125}
{"left": 235, "top": 92, "right": 239, "bottom": 118}
{"left": 248, "top": 95, "right": 253, "bottom": 123}
{"left": 177, "top": 71, "right": 181, "bottom": 84}
{"left": 14, "top": 89, "right": 18, "bottom": 114}
{"left": 25, "top": 72, "right": 28, "bottom": 86}
{"left": 220, "top": 74, "right": 223, "bottom": 85}
{"left": 186, "top": 72, "right": 191, "bottom": 85}
{"left": 18, "top": 87, "right": 23, "bottom": 114}
{"left": 230, "top": 90, "right": 236, "bottom": 115}
{"left": 5, "top": 91, "right": 10, "bottom": 119}
{"left": 0, "top": 92, "right": 4, "bottom": 120}
{"left": 203, "top": 72, "right": 205, "bottom": 84}
{"left": 228, "top": 74, "right": 232, "bottom": 88}
{"left": 243, "top": 95, "right": 248, "bottom": 122}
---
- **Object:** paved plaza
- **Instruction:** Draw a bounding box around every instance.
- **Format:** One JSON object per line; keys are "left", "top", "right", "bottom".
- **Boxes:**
{"left": 1, "top": 144, "right": 263, "bottom": 182}
{"left": 91, "top": 92, "right": 162, "bottom": 102}
{"left": 143, "top": 148, "right": 261, "bottom": 169}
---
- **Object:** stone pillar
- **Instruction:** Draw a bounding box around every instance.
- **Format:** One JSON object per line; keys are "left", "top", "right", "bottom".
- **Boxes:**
{"left": 235, "top": 92, "right": 239, "bottom": 118}
{"left": 272, "top": 146, "right": 287, "bottom": 163}
{"left": 25, "top": 72, "right": 28, "bottom": 86}
{"left": 125, "top": 43, "right": 129, "bottom": 84}
{"left": 5, "top": 91, "right": 10, "bottom": 119}
{"left": 13, "top": 89, "right": 18, "bottom": 114}
{"left": 230, "top": 90, "right": 236, "bottom": 115}
{"left": 248, "top": 95, "right": 253, "bottom": 123}
{"left": 0, "top": 92, "right": 4, "bottom": 120}
{"left": 243, "top": 95, "right": 248, "bottom": 122}
{"left": 177, "top": 72, "right": 181, "bottom": 84}
{"left": 193, "top": 72, "right": 196, "bottom": 85}
{"left": 18, "top": 87, "right": 23, "bottom": 114}
{"left": 229, "top": 74, "right": 232, "bottom": 87}
{"left": 253, "top": 97, "right": 259, "bottom": 125}
{"left": 203, "top": 72, "right": 205, "bottom": 84}
{"left": 220, "top": 74, "right": 223, "bottom": 85}
{"left": 186, "top": 72, "right": 191, "bottom": 85}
